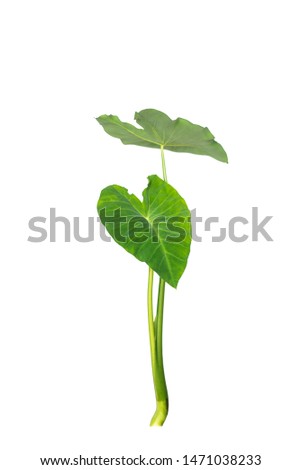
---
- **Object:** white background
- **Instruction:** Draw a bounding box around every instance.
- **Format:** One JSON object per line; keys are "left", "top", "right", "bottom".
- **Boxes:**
{"left": 1, "top": 1, "right": 300, "bottom": 469}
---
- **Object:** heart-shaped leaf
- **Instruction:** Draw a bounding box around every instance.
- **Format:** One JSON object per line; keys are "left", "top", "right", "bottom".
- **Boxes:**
{"left": 96, "top": 108, "right": 227, "bottom": 163}
{"left": 97, "top": 175, "right": 191, "bottom": 288}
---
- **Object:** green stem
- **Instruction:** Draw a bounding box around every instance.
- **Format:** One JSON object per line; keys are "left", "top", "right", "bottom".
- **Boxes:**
{"left": 147, "top": 146, "right": 169, "bottom": 426}
{"left": 150, "top": 277, "right": 168, "bottom": 426}
{"left": 147, "top": 267, "right": 156, "bottom": 391}
{"left": 156, "top": 278, "right": 166, "bottom": 383}
{"left": 147, "top": 268, "right": 169, "bottom": 426}
{"left": 161, "top": 145, "right": 168, "bottom": 182}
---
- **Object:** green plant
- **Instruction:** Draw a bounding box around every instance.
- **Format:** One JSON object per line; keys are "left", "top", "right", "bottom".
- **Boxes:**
{"left": 96, "top": 109, "right": 228, "bottom": 426}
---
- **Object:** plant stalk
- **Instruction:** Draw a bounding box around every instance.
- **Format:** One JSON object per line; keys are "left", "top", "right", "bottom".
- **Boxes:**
{"left": 147, "top": 146, "right": 169, "bottom": 426}
{"left": 147, "top": 267, "right": 156, "bottom": 393}
{"left": 161, "top": 144, "right": 168, "bottom": 182}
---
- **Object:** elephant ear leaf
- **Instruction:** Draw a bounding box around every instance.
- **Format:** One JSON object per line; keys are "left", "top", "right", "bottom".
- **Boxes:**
{"left": 96, "top": 108, "right": 228, "bottom": 163}
{"left": 97, "top": 175, "right": 191, "bottom": 288}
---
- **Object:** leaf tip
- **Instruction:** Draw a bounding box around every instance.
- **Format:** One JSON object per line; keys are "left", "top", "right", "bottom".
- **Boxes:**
{"left": 222, "top": 153, "right": 229, "bottom": 164}
{"left": 95, "top": 114, "right": 105, "bottom": 124}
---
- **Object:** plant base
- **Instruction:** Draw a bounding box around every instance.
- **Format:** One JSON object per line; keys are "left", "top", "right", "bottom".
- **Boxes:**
{"left": 150, "top": 399, "right": 169, "bottom": 426}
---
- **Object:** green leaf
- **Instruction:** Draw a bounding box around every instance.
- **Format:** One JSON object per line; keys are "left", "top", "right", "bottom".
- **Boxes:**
{"left": 97, "top": 175, "right": 191, "bottom": 288}
{"left": 96, "top": 108, "right": 228, "bottom": 163}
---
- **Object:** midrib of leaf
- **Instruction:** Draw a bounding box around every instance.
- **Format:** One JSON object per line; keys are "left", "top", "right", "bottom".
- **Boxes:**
{"left": 106, "top": 186, "right": 178, "bottom": 285}
{"left": 135, "top": 117, "right": 210, "bottom": 149}
{"left": 111, "top": 186, "right": 144, "bottom": 214}
{"left": 162, "top": 125, "right": 177, "bottom": 147}
{"left": 147, "top": 216, "right": 177, "bottom": 286}
{"left": 114, "top": 119, "right": 211, "bottom": 150}
{"left": 144, "top": 119, "right": 163, "bottom": 144}
{"left": 114, "top": 121, "right": 161, "bottom": 147}
{"left": 149, "top": 197, "right": 182, "bottom": 217}
{"left": 165, "top": 143, "right": 213, "bottom": 147}
{"left": 156, "top": 244, "right": 175, "bottom": 285}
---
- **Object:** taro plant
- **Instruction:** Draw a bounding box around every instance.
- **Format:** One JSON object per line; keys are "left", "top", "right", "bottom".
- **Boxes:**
{"left": 96, "top": 109, "right": 228, "bottom": 426}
